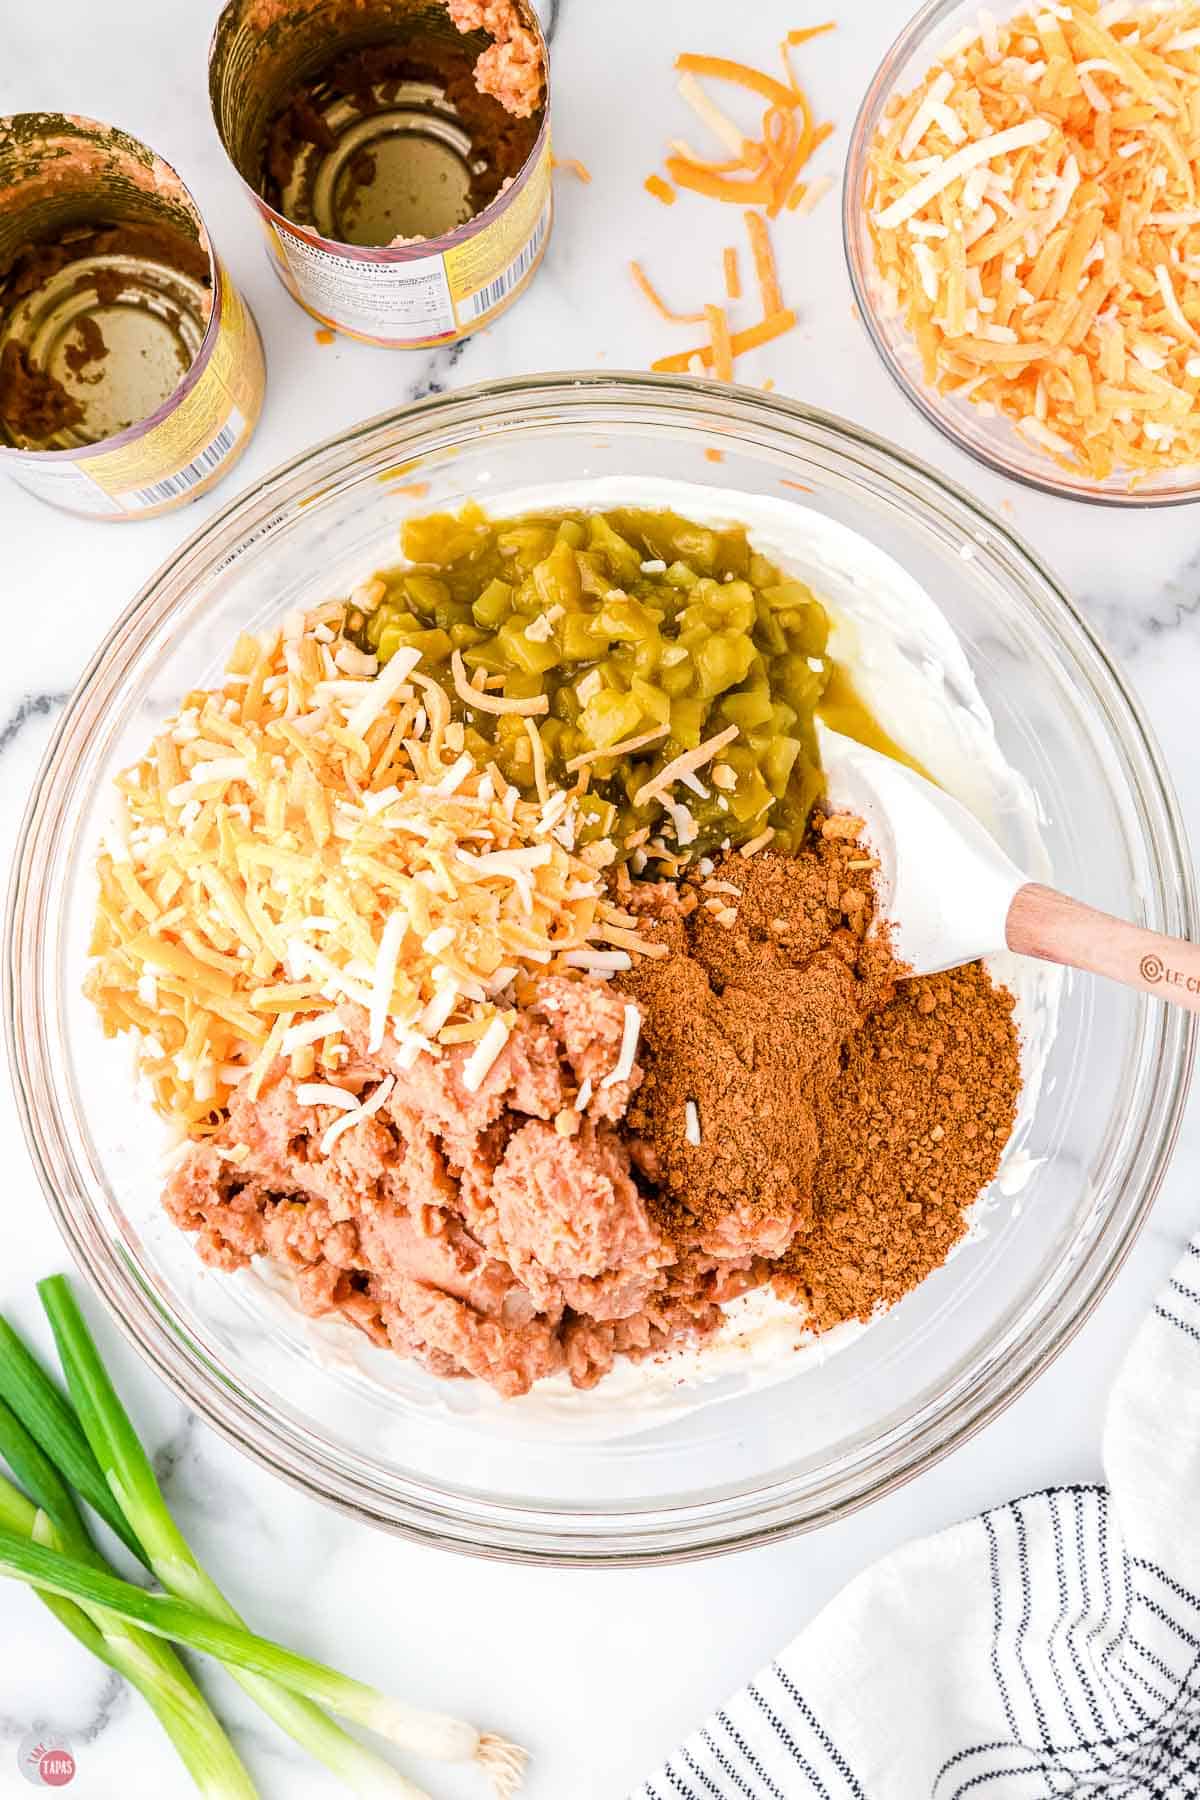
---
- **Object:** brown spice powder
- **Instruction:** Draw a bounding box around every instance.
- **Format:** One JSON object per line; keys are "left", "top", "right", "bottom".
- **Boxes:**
{"left": 774, "top": 961, "right": 1020, "bottom": 1329}
{"left": 617, "top": 826, "right": 1022, "bottom": 1337}
{"left": 619, "top": 835, "right": 897, "bottom": 1237}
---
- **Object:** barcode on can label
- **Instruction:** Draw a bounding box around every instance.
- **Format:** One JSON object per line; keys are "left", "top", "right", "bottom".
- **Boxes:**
{"left": 130, "top": 412, "right": 245, "bottom": 508}
{"left": 458, "top": 202, "right": 550, "bottom": 324}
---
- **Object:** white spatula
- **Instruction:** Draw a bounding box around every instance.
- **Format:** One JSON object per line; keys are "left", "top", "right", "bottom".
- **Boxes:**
{"left": 819, "top": 727, "right": 1200, "bottom": 1013}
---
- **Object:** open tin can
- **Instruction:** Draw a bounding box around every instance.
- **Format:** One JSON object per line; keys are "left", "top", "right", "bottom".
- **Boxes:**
{"left": 0, "top": 114, "right": 265, "bottom": 520}
{"left": 209, "top": 0, "right": 551, "bottom": 347}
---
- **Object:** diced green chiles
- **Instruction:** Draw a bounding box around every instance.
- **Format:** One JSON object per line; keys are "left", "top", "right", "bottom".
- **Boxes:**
{"left": 352, "top": 504, "right": 834, "bottom": 853}
{"left": 497, "top": 617, "right": 560, "bottom": 674}
{"left": 472, "top": 578, "right": 514, "bottom": 628}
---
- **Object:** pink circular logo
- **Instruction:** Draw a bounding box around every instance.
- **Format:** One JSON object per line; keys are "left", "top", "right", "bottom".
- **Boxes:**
{"left": 16, "top": 1732, "right": 77, "bottom": 1788}
{"left": 36, "top": 1750, "right": 75, "bottom": 1788}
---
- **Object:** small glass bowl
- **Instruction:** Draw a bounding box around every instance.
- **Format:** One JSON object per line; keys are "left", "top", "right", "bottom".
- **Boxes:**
{"left": 6, "top": 373, "right": 1194, "bottom": 1563}
{"left": 844, "top": 0, "right": 1200, "bottom": 507}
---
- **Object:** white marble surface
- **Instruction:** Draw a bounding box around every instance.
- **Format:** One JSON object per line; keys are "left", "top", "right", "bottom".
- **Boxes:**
{"left": 2, "top": 2, "right": 1200, "bottom": 1796}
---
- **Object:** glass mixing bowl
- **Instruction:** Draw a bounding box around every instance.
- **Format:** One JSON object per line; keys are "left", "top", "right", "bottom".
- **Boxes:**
{"left": 6, "top": 373, "right": 1194, "bottom": 1563}
{"left": 843, "top": 0, "right": 1200, "bottom": 507}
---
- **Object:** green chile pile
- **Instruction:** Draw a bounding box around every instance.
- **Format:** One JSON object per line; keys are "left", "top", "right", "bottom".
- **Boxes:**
{"left": 352, "top": 505, "right": 832, "bottom": 855}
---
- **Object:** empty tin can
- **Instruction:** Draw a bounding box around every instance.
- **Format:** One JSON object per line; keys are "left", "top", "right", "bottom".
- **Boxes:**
{"left": 0, "top": 114, "right": 266, "bottom": 520}
{"left": 209, "top": 0, "right": 551, "bottom": 347}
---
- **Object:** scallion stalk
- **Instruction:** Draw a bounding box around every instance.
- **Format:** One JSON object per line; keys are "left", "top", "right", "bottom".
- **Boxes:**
{"left": 36, "top": 1277, "right": 464, "bottom": 1799}
{"left": 0, "top": 1523, "right": 439, "bottom": 1798}
{"left": 0, "top": 1390, "right": 94, "bottom": 1556}
{"left": 0, "top": 1469, "right": 116, "bottom": 1666}
{"left": 0, "top": 1470, "right": 258, "bottom": 1798}
{"left": 0, "top": 1314, "right": 147, "bottom": 1565}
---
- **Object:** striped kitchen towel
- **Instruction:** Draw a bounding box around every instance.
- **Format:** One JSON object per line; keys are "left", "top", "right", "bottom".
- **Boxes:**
{"left": 634, "top": 1237, "right": 1200, "bottom": 1800}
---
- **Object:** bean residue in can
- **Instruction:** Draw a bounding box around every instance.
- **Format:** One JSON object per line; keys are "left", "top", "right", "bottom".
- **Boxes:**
{"left": 0, "top": 114, "right": 266, "bottom": 520}
{"left": 209, "top": 0, "right": 551, "bottom": 347}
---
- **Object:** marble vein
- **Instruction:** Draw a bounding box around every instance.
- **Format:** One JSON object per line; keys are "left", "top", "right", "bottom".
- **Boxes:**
{"left": 0, "top": 691, "right": 69, "bottom": 759}
{"left": 151, "top": 1410, "right": 199, "bottom": 1495}
{"left": 1079, "top": 558, "right": 1200, "bottom": 663}
{"left": 0, "top": 1669, "right": 127, "bottom": 1748}
{"left": 72, "top": 1671, "right": 128, "bottom": 1748}
{"left": 409, "top": 340, "right": 467, "bottom": 404}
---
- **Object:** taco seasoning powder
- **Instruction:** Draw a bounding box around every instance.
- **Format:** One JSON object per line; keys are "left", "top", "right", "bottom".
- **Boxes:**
{"left": 208, "top": 0, "right": 551, "bottom": 347}
{"left": 0, "top": 114, "right": 265, "bottom": 520}
{"left": 616, "top": 828, "right": 1023, "bottom": 1331}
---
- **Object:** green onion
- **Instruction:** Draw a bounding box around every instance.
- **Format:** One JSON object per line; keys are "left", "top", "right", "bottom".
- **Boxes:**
{"left": 0, "top": 1313, "right": 147, "bottom": 1565}
{"left": 0, "top": 1469, "right": 258, "bottom": 1798}
{"left": 38, "top": 1277, "right": 524, "bottom": 1798}
{"left": 0, "top": 1468, "right": 116, "bottom": 1667}
{"left": 0, "top": 1527, "right": 478, "bottom": 1792}
{"left": 0, "top": 1391, "right": 93, "bottom": 1555}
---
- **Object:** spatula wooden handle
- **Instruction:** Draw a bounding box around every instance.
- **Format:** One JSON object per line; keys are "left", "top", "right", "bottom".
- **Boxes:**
{"left": 1007, "top": 882, "right": 1200, "bottom": 1014}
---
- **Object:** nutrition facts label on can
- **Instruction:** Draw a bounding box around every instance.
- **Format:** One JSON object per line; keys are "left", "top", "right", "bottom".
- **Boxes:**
{"left": 270, "top": 228, "right": 457, "bottom": 338}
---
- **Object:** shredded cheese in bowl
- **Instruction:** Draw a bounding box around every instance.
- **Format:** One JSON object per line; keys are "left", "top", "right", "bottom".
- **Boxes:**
{"left": 863, "top": 1, "right": 1200, "bottom": 488}
{"left": 87, "top": 605, "right": 656, "bottom": 1139}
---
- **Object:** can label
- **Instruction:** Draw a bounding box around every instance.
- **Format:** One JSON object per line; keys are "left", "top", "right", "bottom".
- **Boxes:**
{"left": 6, "top": 265, "right": 264, "bottom": 519}
{"left": 261, "top": 137, "right": 552, "bottom": 347}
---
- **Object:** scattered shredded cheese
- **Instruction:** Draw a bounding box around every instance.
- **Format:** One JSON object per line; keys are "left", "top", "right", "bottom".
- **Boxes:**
{"left": 563, "top": 949, "right": 632, "bottom": 973}
{"left": 461, "top": 1014, "right": 512, "bottom": 1093}
{"left": 632, "top": 724, "right": 740, "bottom": 807}
{"left": 552, "top": 156, "right": 592, "bottom": 182}
{"left": 296, "top": 1082, "right": 360, "bottom": 1112}
{"left": 601, "top": 1003, "right": 642, "bottom": 1090}
{"left": 367, "top": 911, "right": 408, "bottom": 1054}
{"left": 678, "top": 70, "right": 753, "bottom": 160}
{"left": 345, "top": 647, "right": 421, "bottom": 738}
{"left": 320, "top": 1076, "right": 395, "bottom": 1155}
{"left": 631, "top": 27, "right": 837, "bottom": 379}
{"left": 564, "top": 725, "right": 670, "bottom": 773}
{"left": 705, "top": 302, "right": 735, "bottom": 381}
{"left": 744, "top": 209, "right": 784, "bottom": 315}
{"left": 652, "top": 308, "right": 797, "bottom": 373}
{"left": 685, "top": 1099, "right": 702, "bottom": 1145}
{"left": 280, "top": 1011, "right": 343, "bottom": 1055}
{"left": 451, "top": 650, "right": 548, "bottom": 716}
{"left": 629, "top": 260, "right": 706, "bottom": 322}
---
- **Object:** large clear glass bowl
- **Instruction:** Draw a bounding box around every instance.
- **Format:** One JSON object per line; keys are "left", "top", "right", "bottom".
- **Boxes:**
{"left": 6, "top": 373, "right": 1194, "bottom": 1563}
{"left": 843, "top": 0, "right": 1200, "bottom": 507}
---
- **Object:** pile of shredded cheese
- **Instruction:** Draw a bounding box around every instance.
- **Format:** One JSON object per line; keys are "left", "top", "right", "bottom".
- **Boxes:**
{"left": 868, "top": 1, "right": 1200, "bottom": 482}
{"left": 88, "top": 603, "right": 661, "bottom": 1139}
{"left": 634, "top": 28, "right": 838, "bottom": 381}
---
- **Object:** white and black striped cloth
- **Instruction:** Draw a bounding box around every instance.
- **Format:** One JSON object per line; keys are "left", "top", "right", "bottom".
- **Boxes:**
{"left": 634, "top": 1238, "right": 1200, "bottom": 1800}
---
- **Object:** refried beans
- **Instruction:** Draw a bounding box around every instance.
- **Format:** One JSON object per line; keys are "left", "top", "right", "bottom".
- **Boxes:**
{"left": 164, "top": 826, "right": 1021, "bottom": 1398}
